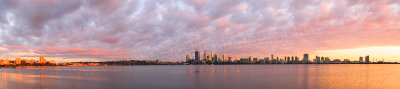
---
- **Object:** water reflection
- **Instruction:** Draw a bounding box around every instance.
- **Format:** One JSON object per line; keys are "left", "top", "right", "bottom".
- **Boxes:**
{"left": 1, "top": 65, "right": 400, "bottom": 89}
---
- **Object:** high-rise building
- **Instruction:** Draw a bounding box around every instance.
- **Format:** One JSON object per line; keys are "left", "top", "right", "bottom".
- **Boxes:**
{"left": 303, "top": 53, "right": 309, "bottom": 64}
{"left": 253, "top": 58, "right": 259, "bottom": 63}
{"left": 284, "top": 56, "right": 287, "bottom": 63}
{"left": 249, "top": 56, "right": 252, "bottom": 63}
{"left": 214, "top": 54, "right": 218, "bottom": 63}
{"left": 236, "top": 56, "right": 239, "bottom": 62}
{"left": 276, "top": 57, "right": 279, "bottom": 63}
{"left": 315, "top": 56, "right": 320, "bottom": 64}
{"left": 365, "top": 55, "right": 370, "bottom": 64}
{"left": 324, "top": 57, "right": 330, "bottom": 64}
{"left": 186, "top": 55, "right": 191, "bottom": 63}
{"left": 203, "top": 50, "right": 207, "bottom": 60}
{"left": 223, "top": 54, "right": 226, "bottom": 62}
{"left": 264, "top": 57, "right": 270, "bottom": 64}
{"left": 40, "top": 56, "right": 46, "bottom": 64}
{"left": 228, "top": 56, "right": 232, "bottom": 62}
{"left": 211, "top": 50, "right": 214, "bottom": 59}
{"left": 271, "top": 54, "right": 274, "bottom": 62}
{"left": 21, "top": 59, "right": 28, "bottom": 64}
{"left": 359, "top": 57, "right": 363, "bottom": 63}
{"left": 320, "top": 57, "right": 324, "bottom": 63}
{"left": 15, "top": 58, "right": 21, "bottom": 65}
{"left": 295, "top": 56, "right": 299, "bottom": 63}
{"left": 195, "top": 49, "right": 200, "bottom": 63}
{"left": 291, "top": 56, "right": 294, "bottom": 63}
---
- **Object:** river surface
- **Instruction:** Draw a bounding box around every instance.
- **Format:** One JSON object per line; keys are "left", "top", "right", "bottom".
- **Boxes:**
{"left": 0, "top": 64, "right": 399, "bottom": 89}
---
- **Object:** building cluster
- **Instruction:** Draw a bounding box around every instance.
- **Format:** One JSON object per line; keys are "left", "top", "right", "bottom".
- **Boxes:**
{"left": 0, "top": 56, "right": 56, "bottom": 66}
{"left": 67, "top": 60, "right": 182, "bottom": 66}
{"left": 185, "top": 49, "right": 397, "bottom": 64}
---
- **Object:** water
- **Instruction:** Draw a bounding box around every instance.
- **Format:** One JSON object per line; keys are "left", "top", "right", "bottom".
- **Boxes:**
{"left": 0, "top": 64, "right": 399, "bottom": 89}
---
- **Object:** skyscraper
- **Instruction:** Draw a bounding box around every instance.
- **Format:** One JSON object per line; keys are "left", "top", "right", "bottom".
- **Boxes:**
{"left": 264, "top": 57, "right": 270, "bottom": 64}
{"left": 228, "top": 56, "right": 232, "bottom": 62}
{"left": 324, "top": 57, "right": 330, "bottom": 64}
{"left": 359, "top": 57, "right": 363, "bottom": 63}
{"left": 303, "top": 53, "right": 309, "bottom": 64}
{"left": 195, "top": 49, "right": 200, "bottom": 63}
{"left": 40, "top": 55, "right": 46, "bottom": 64}
{"left": 271, "top": 54, "right": 275, "bottom": 64}
{"left": 253, "top": 58, "right": 259, "bottom": 63}
{"left": 320, "top": 57, "right": 324, "bottom": 64}
{"left": 291, "top": 56, "right": 294, "bottom": 63}
{"left": 223, "top": 54, "right": 226, "bottom": 62}
{"left": 271, "top": 54, "right": 274, "bottom": 61}
{"left": 214, "top": 54, "right": 218, "bottom": 63}
{"left": 284, "top": 56, "right": 287, "bottom": 63}
{"left": 203, "top": 49, "right": 207, "bottom": 60}
{"left": 211, "top": 50, "right": 214, "bottom": 59}
{"left": 365, "top": 55, "right": 370, "bottom": 64}
{"left": 186, "top": 55, "right": 191, "bottom": 63}
{"left": 249, "top": 56, "right": 252, "bottom": 63}
{"left": 15, "top": 58, "right": 21, "bottom": 65}
{"left": 236, "top": 56, "right": 239, "bottom": 62}
{"left": 315, "top": 56, "right": 320, "bottom": 64}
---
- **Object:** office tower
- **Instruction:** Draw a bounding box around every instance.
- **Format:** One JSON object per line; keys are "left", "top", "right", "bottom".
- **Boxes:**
{"left": 315, "top": 56, "right": 320, "bottom": 64}
{"left": 228, "top": 56, "right": 232, "bottom": 62}
{"left": 253, "top": 58, "right": 259, "bottom": 63}
{"left": 214, "top": 54, "right": 218, "bottom": 63}
{"left": 295, "top": 56, "right": 299, "bottom": 63}
{"left": 359, "top": 57, "right": 363, "bottom": 63}
{"left": 204, "top": 50, "right": 207, "bottom": 60}
{"left": 21, "top": 59, "right": 27, "bottom": 64}
{"left": 240, "top": 58, "right": 249, "bottom": 63}
{"left": 276, "top": 57, "right": 279, "bottom": 63}
{"left": 40, "top": 56, "right": 46, "bottom": 64}
{"left": 186, "top": 55, "right": 191, "bottom": 63}
{"left": 303, "top": 53, "right": 309, "bottom": 64}
{"left": 271, "top": 54, "right": 274, "bottom": 61}
{"left": 211, "top": 50, "right": 214, "bottom": 58}
{"left": 207, "top": 56, "right": 211, "bottom": 61}
{"left": 15, "top": 58, "right": 21, "bottom": 65}
{"left": 320, "top": 57, "right": 324, "bottom": 63}
{"left": 324, "top": 57, "right": 330, "bottom": 64}
{"left": 365, "top": 55, "right": 370, "bottom": 64}
{"left": 291, "top": 56, "right": 294, "bottom": 63}
{"left": 195, "top": 49, "right": 200, "bottom": 63}
{"left": 264, "top": 57, "right": 269, "bottom": 64}
{"left": 249, "top": 56, "right": 252, "bottom": 63}
{"left": 223, "top": 54, "right": 226, "bottom": 62}
{"left": 284, "top": 56, "right": 287, "bottom": 63}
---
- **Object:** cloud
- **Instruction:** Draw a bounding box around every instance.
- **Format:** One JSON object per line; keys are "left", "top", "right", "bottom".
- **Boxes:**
{"left": 0, "top": 0, "right": 399, "bottom": 61}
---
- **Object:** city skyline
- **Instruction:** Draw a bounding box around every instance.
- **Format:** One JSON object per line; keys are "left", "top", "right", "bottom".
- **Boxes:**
{"left": 185, "top": 49, "right": 393, "bottom": 64}
{"left": 0, "top": 0, "right": 399, "bottom": 62}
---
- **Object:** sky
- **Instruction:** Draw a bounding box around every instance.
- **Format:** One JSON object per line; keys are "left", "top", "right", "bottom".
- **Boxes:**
{"left": 0, "top": 0, "right": 399, "bottom": 62}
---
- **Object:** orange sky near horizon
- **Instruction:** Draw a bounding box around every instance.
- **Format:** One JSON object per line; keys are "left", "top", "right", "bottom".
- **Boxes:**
{"left": 0, "top": 0, "right": 399, "bottom": 62}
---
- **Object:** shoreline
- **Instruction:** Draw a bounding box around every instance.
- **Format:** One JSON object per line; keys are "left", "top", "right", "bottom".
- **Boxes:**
{"left": 1, "top": 63, "right": 400, "bottom": 68}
